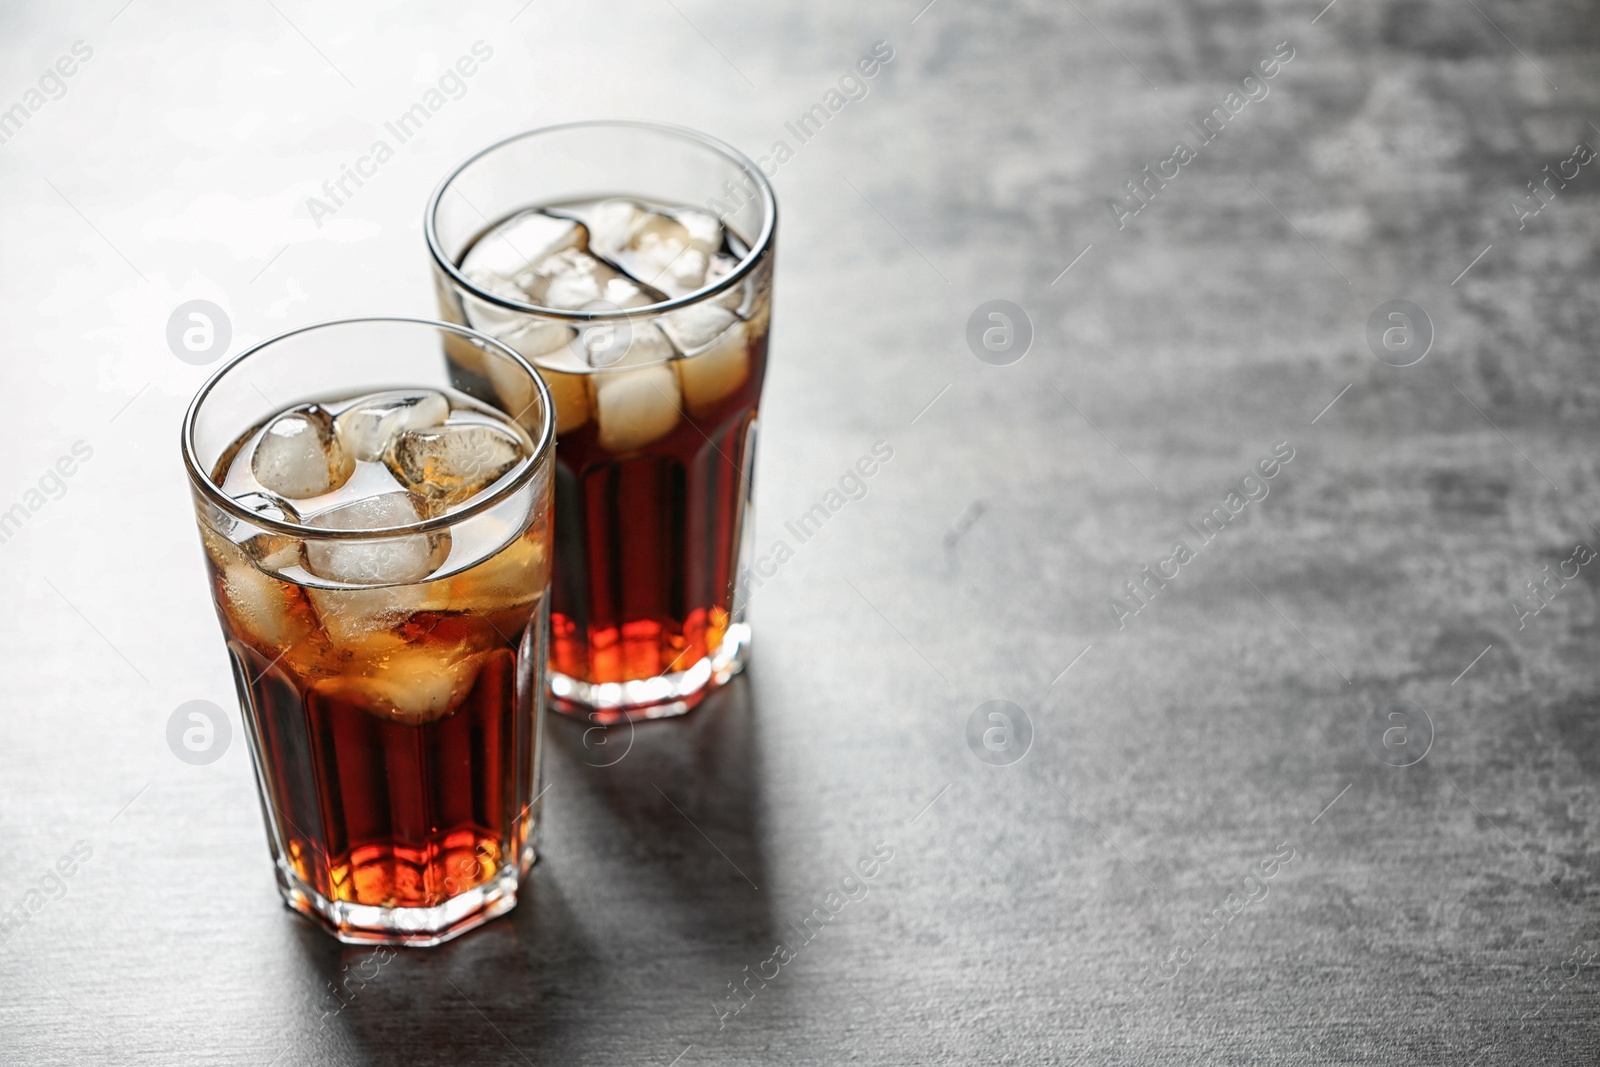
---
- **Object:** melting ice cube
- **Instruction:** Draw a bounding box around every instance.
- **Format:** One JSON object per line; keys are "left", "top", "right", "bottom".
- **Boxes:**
{"left": 334, "top": 390, "right": 450, "bottom": 462}
{"left": 200, "top": 525, "right": 317, "bottom": 654}
{"left": 230, "top": 491, "right": 303, "bottom": 570}
{"left": 460, "top": 210, "right": 587, "bottom": 287}
{"left": 589, "top": 200, "right": 723, "bottom": 297}
{"left": 250, "top": 404, "right": 354, "bottom": 499}
{"left": 703, "top": 252, "right": 748, "bottom": 314}
{"left": 386, "top": 423, "right": 528, "bottom": 508}
{"left": 522, "top": 248, "right": 659, "bottom": 312}
{"left": 310, "top": 640, "right": 486, "bottom": 725}
{"left": 493, "top": 320, "right": 587, "bottom": 434}
{"left": 302, "top": 491, "right": 449, "bottom": 586}
{"left": 593, "top": 364, "right": 682, "bottom": 453}
{"left": 660, "top": 305, "right": 750, "bottom": 415}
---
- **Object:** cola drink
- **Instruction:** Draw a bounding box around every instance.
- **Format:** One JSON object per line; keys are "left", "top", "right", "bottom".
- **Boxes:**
{"left": 183, "top": 319, "right": 555, "bottom": 945}
{"left": 436, "top": 187, "right": 772, "bottom": 723}
{"left": 428, "top": 123, "right": 777, "bottom": 724}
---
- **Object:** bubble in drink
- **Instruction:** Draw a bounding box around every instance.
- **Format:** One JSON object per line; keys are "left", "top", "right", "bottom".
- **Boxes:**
{"left": 334, "top": 390, "right": 450, "bottom": 462}
{"left": 387, "top": 422, "right": 528, "bottom": 508}
{"left": 251, "top": 404, "right": 353, "bottom": 499}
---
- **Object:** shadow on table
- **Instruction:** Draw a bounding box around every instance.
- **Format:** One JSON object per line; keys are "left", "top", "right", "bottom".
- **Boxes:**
{"left": 543, "top": 671, "right": 774, "bottom": 919}
{"left": 288, "top": 675, "right": 775, "bottom": 1064}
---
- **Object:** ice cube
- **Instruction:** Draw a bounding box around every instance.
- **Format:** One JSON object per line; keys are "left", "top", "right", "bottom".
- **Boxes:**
{"left": 231, "top": 492, "right": 304, "bottom": 570}
{"left": 593, "top": 364, "right": 681, "bottom": 453}
{"left": 633, "top": 234, "right": 708, "bottom": 294}
{"left": 491, "top": 329, "right": 590, "bottom": 435}
{"left": 461, "top": 210, "right": 586, "bottom": 284}
{"left": 660, "top": 305, "right": 749, "bottom": 415}
{"left": 250, "top": 404, "right": 354, "bottom": 499}
{"left": 305, "top": 582, "right": 439, "bottom": 644}
{"left": 441, "top": 529, "right": 548, "bottom": 616}
{"left": 591, "top": 202, "right": 723, "bottom": 297}
{"left": 601, "top": 277, "right": 656, "bottom": 309}
{"left": 459, "top": 268, "right": 534, "bottom": 338}
{"left": 673, "top": 320, "right": 749, "bottom": 417}
{"left": 497, "top": 318, "right": 574, "bottom": 362}
{"left": 311, "top": 639, "right": 487, "bottom": 725}
{"left": 387, "top": 423, "right": 528, "bottom": 508}
{"left": 200, "top": 525, "right": 316, "bottom": 654}
{"left": 577, "top": 316, "right": 675, "bottom": 370}
{"left": 302, "top": 492, "right": 450, "bottom": 585}
{"left": 520, "top": 249, "right": 631, "bottom": 311}
{"left": 334, "top": 390, "right": 450, "bottom": 462}
{"left": 588, "top": 199, "right": 643, "bottom": 248}
{"left": 675, "top": 208, "right": 722, "bottom": 253}
{"left": 233, "top": 491, "right": 298, "bottom": 524}
{"left": 659, "top": 305, "right": 738, "bottom": 353}
{"left": 704, "top": 252, "right": 748, "bottom": 314}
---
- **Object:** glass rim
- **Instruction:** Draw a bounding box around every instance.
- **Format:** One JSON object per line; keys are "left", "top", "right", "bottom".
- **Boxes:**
{"left": 180, "top": 316, "right": 556, "bottom": 541}
{"left": 424, "top": 119, "right": 778, "bottom": 323}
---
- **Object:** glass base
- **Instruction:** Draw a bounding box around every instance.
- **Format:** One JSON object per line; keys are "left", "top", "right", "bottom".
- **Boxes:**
{"left": 550, "top": 622, "right": 750, "bottom": 725}
{"left": 275, "top": 850, "right": 533, "bottom": 947}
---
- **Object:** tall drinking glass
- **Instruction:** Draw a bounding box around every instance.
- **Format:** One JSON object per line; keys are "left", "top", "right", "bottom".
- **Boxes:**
{"left": 426, "top": 121, "right": 776, "bottom": 723}
{"left": 181, "top": 318, "right": 555, "bottom": 946}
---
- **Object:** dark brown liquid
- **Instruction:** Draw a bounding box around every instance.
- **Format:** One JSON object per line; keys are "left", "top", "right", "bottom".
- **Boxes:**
{"left": 442, "top": 200, "right": 771, "bottom": 714}
{"left": 203, "top": 519, "right": 550, "bottom": 911}
{"left": 546, "top": 341, "right": 764, "bottom": 694}
{"left": 229, "top": 636, "right": 534, "bottom": 909}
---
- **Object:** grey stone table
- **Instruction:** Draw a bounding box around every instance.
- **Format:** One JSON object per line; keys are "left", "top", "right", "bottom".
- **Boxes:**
{"left": 1, "top": 0, "right": 1596, "bottom": 1063}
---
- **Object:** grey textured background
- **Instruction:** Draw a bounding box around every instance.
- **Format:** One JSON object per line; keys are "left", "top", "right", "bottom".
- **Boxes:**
{"left": 1, "top": 0, "right": 1597, "bottom": 1063}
